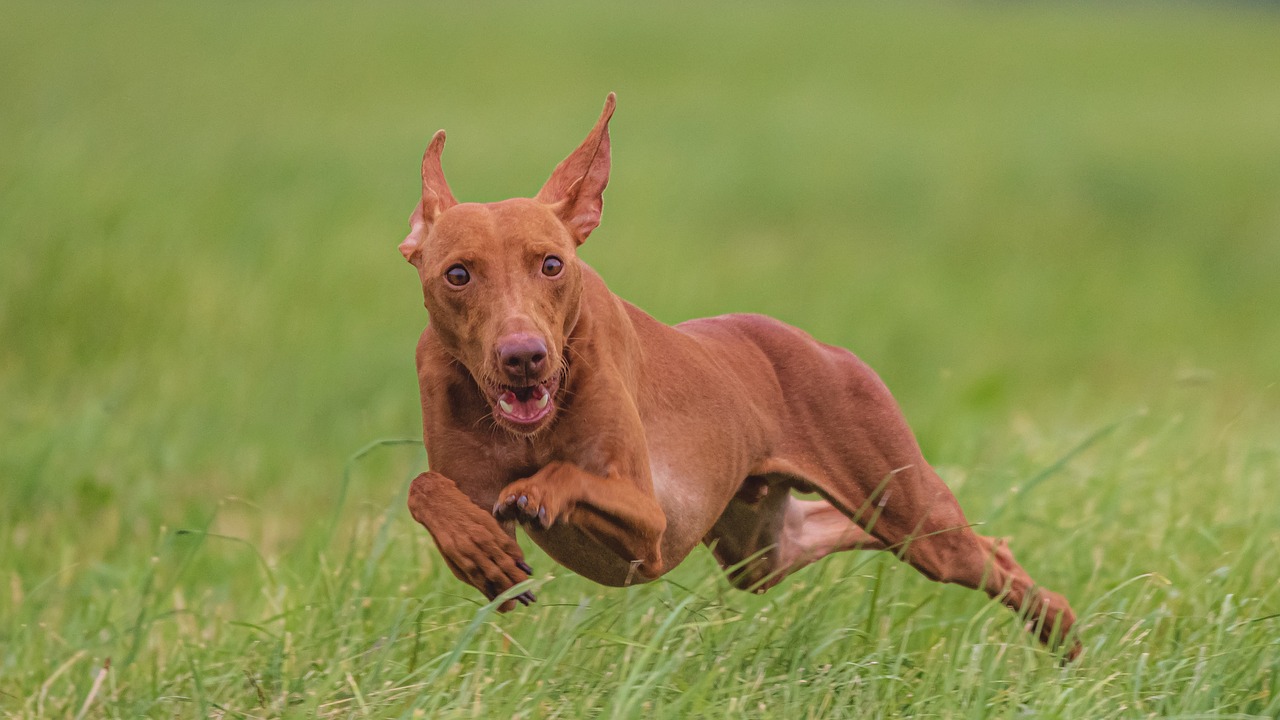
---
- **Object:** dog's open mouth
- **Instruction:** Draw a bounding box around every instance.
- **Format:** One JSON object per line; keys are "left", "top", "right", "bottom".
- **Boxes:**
{"left": 490, "top": 375, "right": 560, "bottom": 429}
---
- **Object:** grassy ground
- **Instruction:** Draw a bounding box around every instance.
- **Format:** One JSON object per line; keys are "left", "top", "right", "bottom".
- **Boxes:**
{"left": 2, "top": 1, "right": 1279, "bottom": 717}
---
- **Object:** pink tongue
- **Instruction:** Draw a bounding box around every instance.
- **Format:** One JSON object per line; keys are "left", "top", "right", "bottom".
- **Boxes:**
{"left": 498, "top": 386, "right": 549, "bottom": 421}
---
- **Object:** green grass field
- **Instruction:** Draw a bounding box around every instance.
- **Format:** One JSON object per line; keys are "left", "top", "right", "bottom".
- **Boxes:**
{"left": 3, "top": 2, "right": 1279, "bottom": 717}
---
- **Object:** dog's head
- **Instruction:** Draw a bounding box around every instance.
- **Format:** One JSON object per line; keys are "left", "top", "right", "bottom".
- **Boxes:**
{"left": 399, "top": 94, "right": 615, "bottom": 435}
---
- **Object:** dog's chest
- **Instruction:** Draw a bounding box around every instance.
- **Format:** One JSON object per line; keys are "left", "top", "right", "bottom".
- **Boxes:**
{"left": 488, "top": 438, "right": 558, "bottom": 481}
{"left": 645, "top": 448, "right": 736, "bottom": 557}
{"left": 524, "top": 523, "right": 646, "bottom": 587}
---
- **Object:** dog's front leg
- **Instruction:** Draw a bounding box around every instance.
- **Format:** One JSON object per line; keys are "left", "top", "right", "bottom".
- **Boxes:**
{"left": 492, "top": 461, "right": 667, "bottom": 578}
{"left": 407, "top": 471, "right": 535, "bottom": 610}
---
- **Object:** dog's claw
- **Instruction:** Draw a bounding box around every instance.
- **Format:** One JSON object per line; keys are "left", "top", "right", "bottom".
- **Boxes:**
{"left": 517, "top": 560, "right": 534, "bottom": 574}
{"left": 538, "top": 506, "right": 549, "bottom": 527}
{"left": 515, "top": 590, "right": 537, "bottom": 606}
{"left": 493, "top": 495, "right": 520, "bottom": 518}
{"left": 517, "top": 495, "right": 528, "bottom": 509}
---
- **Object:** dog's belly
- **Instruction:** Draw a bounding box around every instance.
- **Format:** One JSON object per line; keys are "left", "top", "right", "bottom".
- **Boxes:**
{"left": 523, "top": 457, "right": 723, "bottom": 586}
{"left": 523, "top": 524, "right": 652, "bottom": 587}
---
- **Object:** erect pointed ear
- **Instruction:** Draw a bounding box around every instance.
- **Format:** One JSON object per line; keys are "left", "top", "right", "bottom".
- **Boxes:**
{"left": 535, "top": 93, "right": 615, "bottom": 244}
{"left": 420, "top": 129, "right": 458, "bottom": 223}
{"left": 400, "top": 130, "right": 458, "bottom": 262}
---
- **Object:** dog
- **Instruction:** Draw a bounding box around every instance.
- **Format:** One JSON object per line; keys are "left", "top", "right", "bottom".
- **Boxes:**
{"left": 401, "top": 94, "right": 1081, "bottom": 659}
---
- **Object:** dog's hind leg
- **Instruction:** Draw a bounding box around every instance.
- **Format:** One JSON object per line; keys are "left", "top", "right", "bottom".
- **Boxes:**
{"left": 769, "top": 453, "right": 1080, "bottom": 658}
{"left": 704, "top": 479, "right": 886, "bottom": 593}
{"left": 764, "top": 349, "right": 1082, "bottom": 659}
{"left": 786, "top": 497, "right": 888, "bottom": 560}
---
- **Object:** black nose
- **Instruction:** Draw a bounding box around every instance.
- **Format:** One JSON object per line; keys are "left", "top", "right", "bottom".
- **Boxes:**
{"left": 497, "top": 334, "right": 548, "bottom": 380}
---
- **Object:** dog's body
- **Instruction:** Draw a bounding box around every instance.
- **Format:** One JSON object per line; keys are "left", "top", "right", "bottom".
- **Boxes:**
{"left": 402, "top": 95, "right": 1080, "bottom": 659}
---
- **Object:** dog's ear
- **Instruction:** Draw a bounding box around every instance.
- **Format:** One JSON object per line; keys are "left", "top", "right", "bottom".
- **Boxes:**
{"left": 536, "top": 93, "right": 615, "bottom": 244}
{"left": 420, "top": 129, "right": 458, "bottom": 222}
{"left": 401, "top": 130, "right": 458, "bottom": 261}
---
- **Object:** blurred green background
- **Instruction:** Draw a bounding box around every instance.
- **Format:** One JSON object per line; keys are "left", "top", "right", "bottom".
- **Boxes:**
{"left": 4, "top": 0, "right": 1279, "bottom": 615}
{"left": 4, "top": 1, "right": 1277, "bottom": 514}
{"left": 2, "top": 1, "right": 1279, "bottom": 715}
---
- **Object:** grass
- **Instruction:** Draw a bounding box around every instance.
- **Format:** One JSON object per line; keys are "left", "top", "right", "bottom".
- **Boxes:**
{"left": 2, "top": 1, "right": 1279, "bottom": 717}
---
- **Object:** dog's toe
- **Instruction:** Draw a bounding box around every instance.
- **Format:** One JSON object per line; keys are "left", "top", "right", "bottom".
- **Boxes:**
{"left": 492, "top": 494, "right": 519, "bottom": 518}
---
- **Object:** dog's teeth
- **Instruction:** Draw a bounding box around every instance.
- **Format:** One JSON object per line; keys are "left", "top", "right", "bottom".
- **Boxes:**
{"left": 498, "top": 398, "right": 514, "bottom": 414}
{"left": 535, "top": 392, "right": 549, "bottom": 409}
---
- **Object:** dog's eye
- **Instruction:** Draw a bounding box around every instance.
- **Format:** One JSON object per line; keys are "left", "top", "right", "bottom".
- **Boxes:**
{"left": 444, "top": 264, "right": 470, "bottom": 287}
{"left": 541, "top": 256, "right": 564, "bottom": 277}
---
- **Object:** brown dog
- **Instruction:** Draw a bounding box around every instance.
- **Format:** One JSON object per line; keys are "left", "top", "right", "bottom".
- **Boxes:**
{"left": 401, "top": 94, "right": 1080, "bottom": 659}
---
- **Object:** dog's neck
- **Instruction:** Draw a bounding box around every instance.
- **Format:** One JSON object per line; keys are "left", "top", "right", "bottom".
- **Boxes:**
{"left": 564, "top": 265, "right": 644, "bottom": 390}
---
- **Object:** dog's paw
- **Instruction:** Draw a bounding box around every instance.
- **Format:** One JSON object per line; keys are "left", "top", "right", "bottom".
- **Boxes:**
{"left": 406, "top": 472, "right": 536, "bottom": 610}
{"left": 493, "top": 470, "right": 578, "bottom": 528}
{"left": 436, "top": 532, "right": 536, "bottom": 610}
